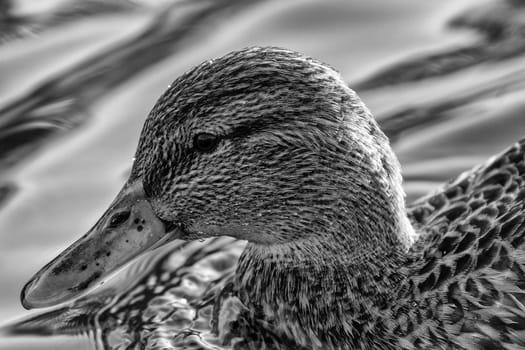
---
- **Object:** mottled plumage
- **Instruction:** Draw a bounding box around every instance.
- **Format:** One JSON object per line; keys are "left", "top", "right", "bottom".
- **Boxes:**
{"left": 10, "top": 47, "right": 525, "bottom": 350}
{"left": 399, "top": 141, "right": 525, "bottom": 349}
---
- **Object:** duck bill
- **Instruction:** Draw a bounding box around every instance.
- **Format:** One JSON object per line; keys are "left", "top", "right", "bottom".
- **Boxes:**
{"left": 21, "top": 180, "right": 178, "bottom": 309}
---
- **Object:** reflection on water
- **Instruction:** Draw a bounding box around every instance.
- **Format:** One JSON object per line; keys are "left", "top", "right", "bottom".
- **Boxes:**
{"left": 7, "top": 237, "right": 247, "bottom": 349}
{"left": 1, "top": 0, "right": 525, "bottom": 349}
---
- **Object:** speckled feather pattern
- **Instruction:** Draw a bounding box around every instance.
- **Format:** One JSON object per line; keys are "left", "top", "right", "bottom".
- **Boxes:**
{"left": 393, "top": 140, "right": 525, "bottom": 350}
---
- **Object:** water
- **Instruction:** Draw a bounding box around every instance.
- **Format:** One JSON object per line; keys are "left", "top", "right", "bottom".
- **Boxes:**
{"left": 1, "top": 0, "right": 525, "bottom": 348}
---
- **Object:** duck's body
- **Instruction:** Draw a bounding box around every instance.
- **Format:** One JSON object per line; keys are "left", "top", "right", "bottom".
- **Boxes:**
{"left": 400, "top": 141, "right": 525, "bottom": 350}
{"left": 11, "top": 47, "right": 525, "bottom": 349}
{"left": 233, "top": 137, "right": 525, "bottom": 350}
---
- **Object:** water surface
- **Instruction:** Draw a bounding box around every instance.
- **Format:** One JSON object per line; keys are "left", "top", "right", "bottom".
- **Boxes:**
{"left": 1, "top": 0, "right": 525, "bottom": 348}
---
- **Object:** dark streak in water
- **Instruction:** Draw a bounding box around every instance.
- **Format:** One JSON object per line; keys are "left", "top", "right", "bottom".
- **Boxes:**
{"left": 354, "top": 0, "right": 525, "bottom": 90}
{"left": 0, "top": 298, "right": 108, "bottom": 336}
{"left": 0, "top": 181, "right": 16, "bottom": 210}
{"left": 0, "top": 0, "right": 140, "bottom": 45}
{"left": 378, "top": 68, "right": 525, "bottom": 141}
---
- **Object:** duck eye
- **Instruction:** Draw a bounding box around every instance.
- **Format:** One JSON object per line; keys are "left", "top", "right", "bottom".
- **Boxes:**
{"left": 193, "top": 133, "right": 219, "bottom": 153}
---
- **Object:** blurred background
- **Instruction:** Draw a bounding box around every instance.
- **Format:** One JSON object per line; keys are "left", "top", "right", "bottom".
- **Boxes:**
{"left": 1, "top": 0, "right": 525, "bottom": 348}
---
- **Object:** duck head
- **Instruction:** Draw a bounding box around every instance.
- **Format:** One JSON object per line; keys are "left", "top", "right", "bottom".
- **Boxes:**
{"left": 21, "top": 47, "right": 415, "bottom": 310}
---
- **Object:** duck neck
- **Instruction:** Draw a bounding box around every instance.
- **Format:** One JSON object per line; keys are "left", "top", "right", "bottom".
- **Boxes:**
{"left": 235, "top": 222, "right": 412, "bottom": 348}
{"left": 236, "top": 186, "right": 414, "bottom": 349}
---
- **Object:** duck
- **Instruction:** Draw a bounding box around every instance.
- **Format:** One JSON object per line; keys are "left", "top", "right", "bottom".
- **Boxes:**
{"left": 13, "top": 46, "right": 525, "bottom": 349}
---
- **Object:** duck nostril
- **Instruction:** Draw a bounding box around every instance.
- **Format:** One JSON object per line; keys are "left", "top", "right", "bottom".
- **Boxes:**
{"left": 107, "top": 211, "right": 131, "bottom": 228}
